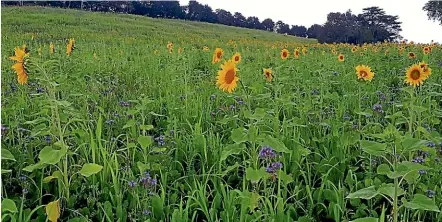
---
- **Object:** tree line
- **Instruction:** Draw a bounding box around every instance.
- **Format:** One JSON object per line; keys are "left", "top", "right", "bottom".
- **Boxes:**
{"left": 8, "top": 0, "right": 437, "bottom": 44}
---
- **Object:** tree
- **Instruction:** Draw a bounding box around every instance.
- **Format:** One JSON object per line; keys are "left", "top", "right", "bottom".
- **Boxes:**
{"left": 358, "top": 7, "right": 402, "bottom": 42}
{"left": 289, "top": 25, "right": 307, "bottom": 37}
{"left": 215, "top": 9, "right": 234, "bottom": 26}
{"left": 423, "top": 1, "right": 442, "bottom": 25}
{"left": 261, "top": 18, "right": 275, "bottom": 31}
{"left": 307, "top": 24, "right": 323, "bottom": 38}
{"left": 187, "top": 1, "right": 216, "bottom": 23}
{"left": 246, "top": 16, "right": 261, "bottom": 29}
{"left": 233, "top": 12, "right": 247, "bottom": 27}
{"left": 274, "top": 20, "right": 290, "bottom": 34}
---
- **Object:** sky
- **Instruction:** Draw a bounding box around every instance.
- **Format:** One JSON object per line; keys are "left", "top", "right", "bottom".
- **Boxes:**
{"left": 178, "top": 0, "right": 442, "bottom": 43}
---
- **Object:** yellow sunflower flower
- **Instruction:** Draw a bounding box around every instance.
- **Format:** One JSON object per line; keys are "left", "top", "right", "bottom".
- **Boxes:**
{"left": 294, "top": 49, "right": 300, "bottom": 59}
{"left": 408, "top": 52, "right": 415, "bottom": 59}
{"left": 49, "top": 42, "right": 55, "bottom": 53}
{"left": 66, "top": 38, "right": 75, "bottom": 56}
{"left": 338, "top": 54, "right": 344, "bottom": 62}
{"left": 263, "top": 68, "right": 273, "bottom": 82}
{"left": 9, "top": 46, "right": 30, "bottom": 85}
{"left": 405, "top": 64, "right": 426, "bottom": 87}
{"left": 212, "top": 48, "right": 224, "bottom": 64}
{"left": 281, "top": 49, "right": 289, "bottom": 60}
{"left": 418, "top": 62, "right": 432, "bottom": 80}
{"left": 216, "top": 60, "right": 239, "bottom": 93}
{"left": 355, "top": 65, "right": 374, "bottom": 81}
{"left": 232, "top": 52, "right": 241, "bottom": 64}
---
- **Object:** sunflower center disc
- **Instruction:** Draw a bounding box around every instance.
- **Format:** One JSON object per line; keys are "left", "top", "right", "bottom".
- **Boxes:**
{"left": 360, "top": 71, "right": 368, "bottom": 77}
{"left": 411, "top": 70, "right": 420, "bottom": 80}
{"left": 225, "top": 69, "right": 235, "bottom": 84}
{"left": 216, "top": 52, "right": 222, "bottom": 58}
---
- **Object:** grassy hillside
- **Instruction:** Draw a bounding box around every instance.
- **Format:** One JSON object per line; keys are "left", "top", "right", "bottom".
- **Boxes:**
{"left": 1, "top": 6, "right": 315, "bottom": 45}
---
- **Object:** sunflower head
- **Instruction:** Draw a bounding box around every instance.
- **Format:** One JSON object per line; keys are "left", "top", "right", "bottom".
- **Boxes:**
{"left": 232, "top": 52, "right": 241, "bottom": 64}
{"left": 212, "top": 48, "right": 224, "bottom": 64}
{"left": 49, "top": 42, "right": 55, "bottom": 53}
{"left": 405, "top": 64, "right": 426, "bottom": 87}
{"left": 351, "top": 47, "right": 357, "bottom": 53}
{"left": 66, "top": 38, "right": 75, "bottom": 56}
{"left": 294, "top": 49, "right": 300, "bottom": 58}
{"left": 154, "top": 49, "right": 158, "bottom": 55}
{"left": 216, "top": 60, "right": 239, "bottom": 93}
{"left": 9, "top": 46, "right": 29, "bottom": 63}
{"left": 408, "top": 52, "right": 415, "bottom": 59}
{"left": 203, "top": 46, "right": 209, "bottom": 52}
{"left": 355, "top": 65, "right": 374, "bottom": 81}
{"left": 281, "top": 49, "right": 289, "bottom": 60}
{"left": 418, "top": 62, "right": 432, "bottom": 79}
{"left": 338, "top": 54, "right": 344, "bottom": 62}
{"left": 263, "top": 68, "right": 273, "bottom": 82}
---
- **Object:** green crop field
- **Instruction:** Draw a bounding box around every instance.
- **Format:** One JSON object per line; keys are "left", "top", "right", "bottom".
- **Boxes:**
{"left": 1, "top": 6, "right": 442, "bottom": 222}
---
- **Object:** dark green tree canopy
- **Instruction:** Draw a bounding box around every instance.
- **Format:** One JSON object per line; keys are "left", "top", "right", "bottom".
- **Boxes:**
{"left": 423, "top": 1, "right": 442, "bottom": 25}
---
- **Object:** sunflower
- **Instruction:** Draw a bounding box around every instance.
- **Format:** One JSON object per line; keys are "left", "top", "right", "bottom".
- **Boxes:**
{"left": 363, "top": 47, "right": 368, "bottom": 52}
{"left": 154, "top": 49, "right": 158, "bottom": 55}
{"left": 263, "top": 68, "right": 273, "bottom": 82}
{"left": 408, "top": 52, "right": 415, "bottom": 59}
{"left": 178, "top": 47, "right": 182, "bottom": 54}
{"left": 167, "top": 42, "right": 173, "bottom": 50}
{"left": 203, "top": 46, "right": 209, "bottom": 52}
{"left": 405, "top": 64, "right": 426, "bottom": 87}
{"left": 216, "top": 60, "right": 239, "bottom": 93}
{"left": 66, "top": 38, "right": 75, "bottom": 56}
{"left": 423, "top": 46, "right": 430, "bottom": 54}
{"left": 294, "top": 49, "right": 300, "bottom": 58}
{"left": 212, "top": 48, "right": 224, "bottom": 64}
{"left": 49, "top": 42, "right": 55, "bottom": 53}
{"left": 355, "top": 65, "right": 374, "bottom": 81}
{"left": 302, "top": 48, "right": 307, "bottom": 55}
{"left": 281, "top": 49, "right": 289, "bottom": 60}
{"left": 9, "top": 46, "right": 30, "bottom": 85}
{"left": 232, "top": 52, "right": 241, "bottom": 64}
{"left": 351, "top": 46, "right": 357, "bottom": 53}
{"left": 338, "top": 54, "right": 344, "bottom": 62}
{"left": 418, "top": 62, "right": 432, "bottom": 79}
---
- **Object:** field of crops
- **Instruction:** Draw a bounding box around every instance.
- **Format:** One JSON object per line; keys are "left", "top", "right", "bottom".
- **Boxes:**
{"left": 1, "top": 6, "right": 442, "bottom": 222}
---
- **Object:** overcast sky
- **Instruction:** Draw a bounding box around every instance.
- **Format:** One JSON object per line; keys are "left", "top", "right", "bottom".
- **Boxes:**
{"left": 179, "top": 0, "right": 442, "bottom": 43}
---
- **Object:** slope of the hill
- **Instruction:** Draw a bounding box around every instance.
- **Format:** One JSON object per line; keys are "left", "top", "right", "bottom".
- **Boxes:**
{"left": 1, "top": 6, "right": 316, "bottom": 44}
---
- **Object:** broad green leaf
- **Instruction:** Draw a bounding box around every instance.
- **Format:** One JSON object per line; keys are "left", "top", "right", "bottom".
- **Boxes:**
{"left": 377, "top": 164, "right": 391, "bottom": 175}
{"left": 400, "top": 138, "right": 427, "bottom": 152}
{"left": 231, "top": 127, "right": 248, "bottom": 144}
{"left": 346, "top": 186, "right": 379, "bottom": 200}
{"left": 404, "top": 194, "right": 440, "bottom": 212}
{"left": 151, "top": 195, "right": 164, "bottom": 219}
{"left": 260, "top": 135, "right": 290, "bottom": 153}
{"left": 1, "top": 198, "right": 18, "bottom": 213}
{"left": 359, "top": 140, "right": 387, "bottom": 156}
{"left": 80, "top": 163, "right": 103, "bottom": 177}
{"left": 23, "top": 161, "right": 46, "bottom": 172}
{"left": 247, "top": 108, "right": 266, "bottom": 120}
{"left": 1, "top": 148, "right": 15, "bottom": 161}
{"left": 38, "top": 146, "right": 67, "bottom": 165}
{"left": 137, "top": 136, "right": 152, "bottom": 149}
{"left": 139, "top": 125, "right": 154, "bottom": 131}
{"left": 46, "top": 200, "right": 60, "bottom": 222}
{"left": 350, "top": 218, "right": 379, "bottom": 222}
{"left": 411, "top": 105, "right": 427, "bottom": 113}
{"left": 220, "top": 144, "right": 244, "bottom": 161}
{"left": 43, "top": 171, "right": 61, "bottom": 183}
{"left": 122, "top": 119, "right": 136, "bottom": 129}
{"left": 278, "top": 170, "right": 293, "bottom": 184}
{"left": 137, "top": 161, "right": 150, "bottom": 173}
{"left": 378, "top": 184, "right": 405, "bottom": 199}
{"left": 245, "top": 167, "right": 267, "bottom": 183}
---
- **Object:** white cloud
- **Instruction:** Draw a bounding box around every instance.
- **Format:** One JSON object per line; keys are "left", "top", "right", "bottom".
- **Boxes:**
{"left": 179, "top": 0, "right": 442, "bottom": 43}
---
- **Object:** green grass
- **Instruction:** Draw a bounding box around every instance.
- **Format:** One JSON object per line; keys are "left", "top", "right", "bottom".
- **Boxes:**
{"left": 1, "top": 6, "right": 442, "bottom": 222}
